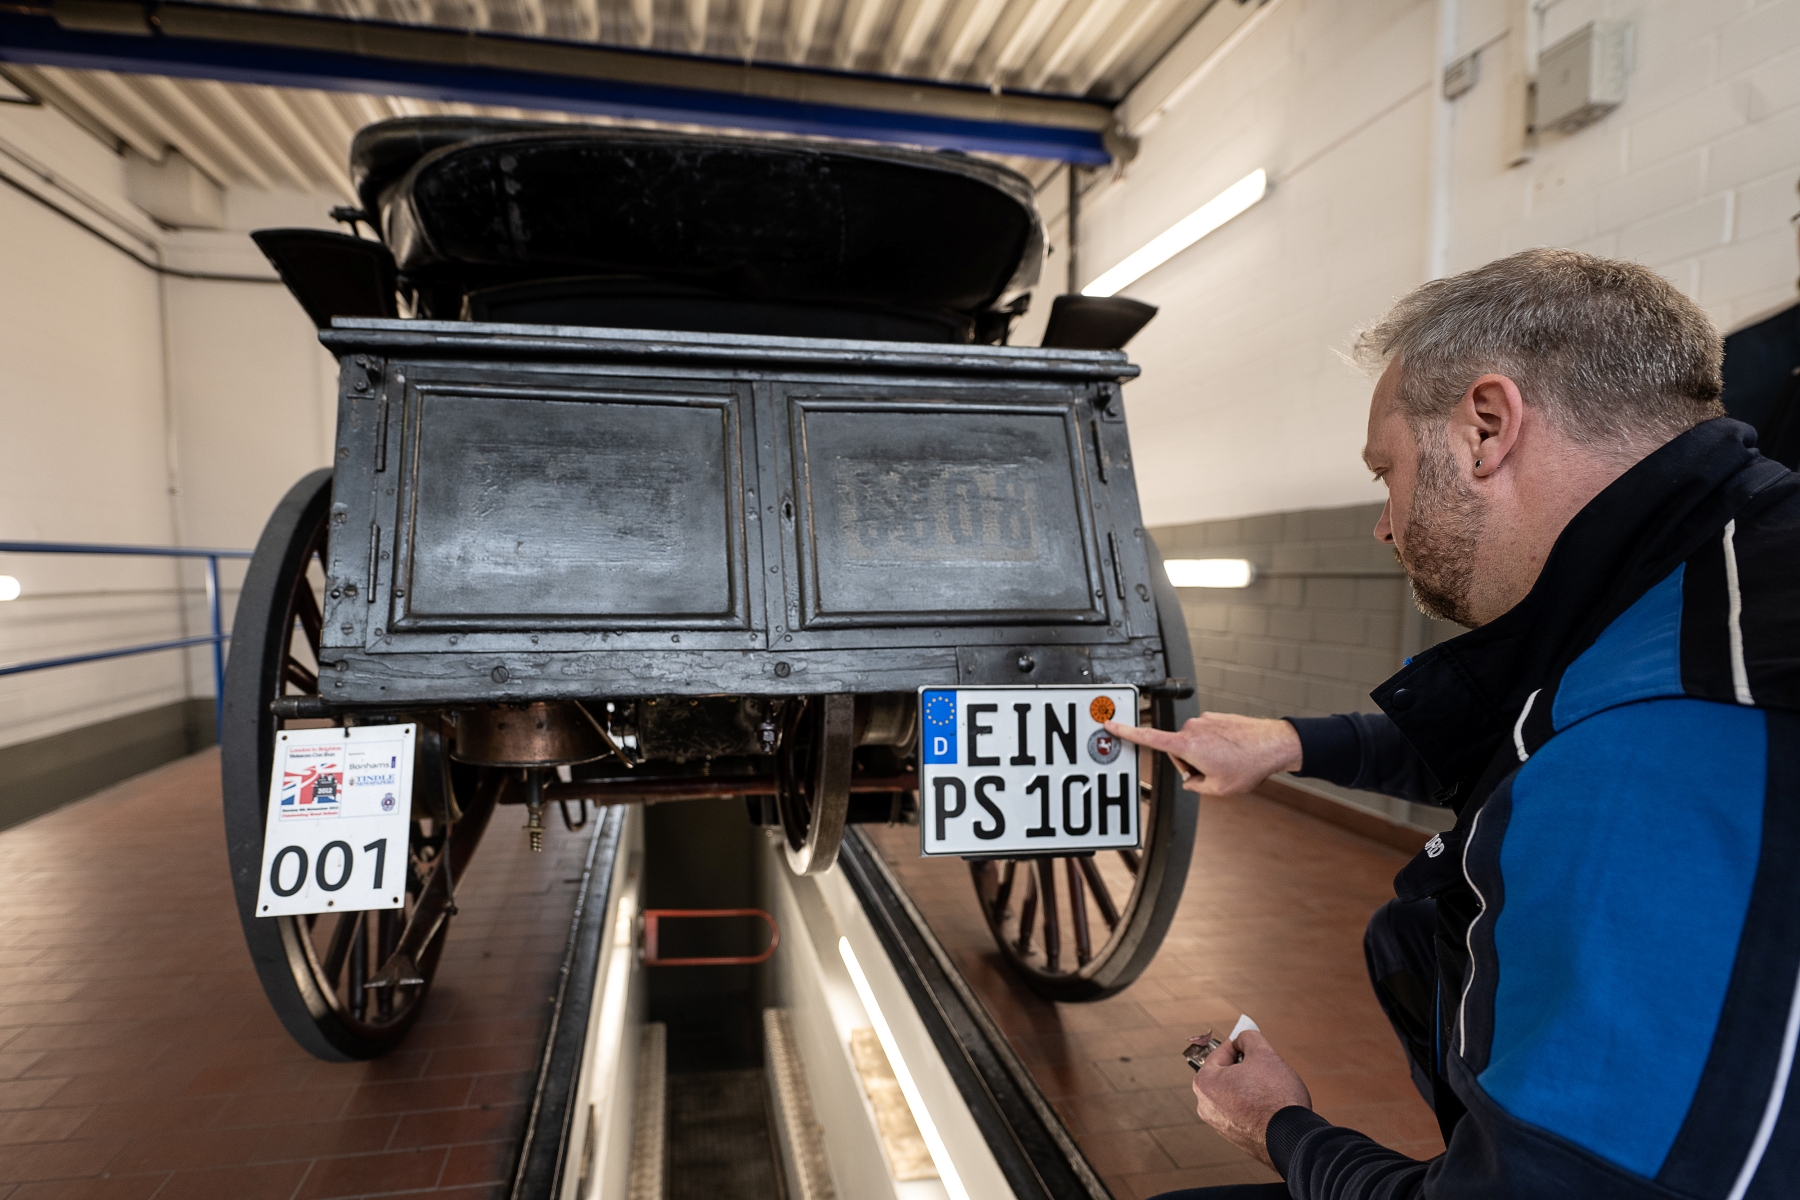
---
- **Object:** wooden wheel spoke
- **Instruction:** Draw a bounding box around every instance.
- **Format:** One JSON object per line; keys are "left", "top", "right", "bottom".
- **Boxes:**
{"left": 321, "top": 911, "right": 358, "bottom": 985}
{"left": 1014, "top": 865, "right": 1038, "bottom": 956}
{"left": 283, "top": 656, "right": 318, "bottom": 692}
{"left": 1036, "top": 859, "right": 1060, "bottom": 972}
{"left": 1119, "top": 848, "right": 1141, "bottom": 876}
{"left": 1066, "top": 858, "right": 1091, "bottom": 967}
{"left": 993, "top": 860, "right": 1017, "bottom": 916}
{"left": 348, "top": 916, "right": 369, "bottom": 1021}
{"left": 291, "top": 571, "right": 324, "bottom": 657}
{"left": 376, "top": 909, "right": 399, "bottom": 1018}
{"left": 1077, "top": 855, "right": 1121, "bottom": 931}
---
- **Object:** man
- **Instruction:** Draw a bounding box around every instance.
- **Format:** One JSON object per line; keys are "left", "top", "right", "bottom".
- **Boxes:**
{"left": 1109, "top": 248, "right": 1800, "bottom": 1199}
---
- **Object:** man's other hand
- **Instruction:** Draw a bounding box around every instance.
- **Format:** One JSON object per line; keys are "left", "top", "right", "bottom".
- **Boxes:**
{"left": 1193, "top": 1030, "right": 1313, "bottom": 1169}
{"left": 1104, "top": 713, "right": 1303, "bottom": 795}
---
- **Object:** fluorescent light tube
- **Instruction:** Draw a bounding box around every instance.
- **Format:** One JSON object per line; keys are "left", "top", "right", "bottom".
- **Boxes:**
{"left": 838, "top": 936, "right": 970, "bottom": 1200}
{"left": 1082, "top": 168, "right": 1268, "bottom": 298}
{"left": 1165, "top": 558, "right": 1256, "bottom": 588}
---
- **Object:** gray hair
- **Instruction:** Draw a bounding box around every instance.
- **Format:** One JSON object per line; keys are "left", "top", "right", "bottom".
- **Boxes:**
{"left": 1353, "top": 248, "right": 1725, "bottom": 449}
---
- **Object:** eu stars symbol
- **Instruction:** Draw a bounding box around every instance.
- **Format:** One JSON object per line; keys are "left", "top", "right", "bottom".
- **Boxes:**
{"left": 922, "top": 691, "right": 958, "bottom": 764}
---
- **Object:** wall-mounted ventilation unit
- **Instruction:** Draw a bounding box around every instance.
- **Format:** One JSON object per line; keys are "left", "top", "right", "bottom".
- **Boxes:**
{"left": 1536, "top": 21, "right": 1629, "bottom": 134}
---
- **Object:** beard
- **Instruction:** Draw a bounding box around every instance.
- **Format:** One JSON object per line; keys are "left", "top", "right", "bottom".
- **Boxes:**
{"left": 1395, "top": 433, "right": 1485, "bottom": 628}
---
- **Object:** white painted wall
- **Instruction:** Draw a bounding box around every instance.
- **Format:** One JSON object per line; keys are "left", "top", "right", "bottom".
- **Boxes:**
{"left": 161, "top": 187, "right": 341, "bottom": 708}
{"left": 0, "top": 98, "right": 336, "bottom": 750}
{"left": 0, "top": 100, "right": 183, "bottom": 748}
{"left": 1082, "top": 0, "right": 1435, "bottom": 526}
{"left": 1444, "top": 0, "right": 1800, "bottom": 328}
{"left": 1087, "top": 0, "right": 1800, "bottom": 527}
{"left": 5, "top": 0, "right": 1797, "bottom": 741}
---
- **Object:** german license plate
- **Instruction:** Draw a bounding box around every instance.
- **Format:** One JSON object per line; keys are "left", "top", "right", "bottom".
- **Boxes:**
{"left": 918, "top": 686, "right": 1139, "bottom": 857}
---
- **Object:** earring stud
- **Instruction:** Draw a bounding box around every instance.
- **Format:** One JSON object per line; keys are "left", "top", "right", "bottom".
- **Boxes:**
{"left": 1475, "top": 459, "right": 1484, "bottom": 468}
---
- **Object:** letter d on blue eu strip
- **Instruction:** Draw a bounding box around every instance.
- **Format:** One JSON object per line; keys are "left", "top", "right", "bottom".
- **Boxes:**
{"left": 922, "top": 690, "right": 958, "bottom": 764}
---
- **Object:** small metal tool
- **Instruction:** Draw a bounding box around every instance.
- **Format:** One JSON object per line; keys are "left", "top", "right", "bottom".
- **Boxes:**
{"left": 1184, "top": 1030, "right": 1223, "bottom": 1070}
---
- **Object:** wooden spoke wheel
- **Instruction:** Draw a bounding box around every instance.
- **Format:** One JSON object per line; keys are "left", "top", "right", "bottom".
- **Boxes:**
{"left": 969, "top": 544, "right": 1200, "bottom": 1002}
{"left": 221, "top": 469, "right": 494, "bottom": 1061}
{"left": 774, "top": 693, "right": 854, "bottom": 876}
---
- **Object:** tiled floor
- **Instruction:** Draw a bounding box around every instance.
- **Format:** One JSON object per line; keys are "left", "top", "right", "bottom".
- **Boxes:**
{"left": 863, "top": 791, "right": 1444, "bottom": 1200}
{"left": 0, "top": 749, "right": 589, "bottom": 1200}
{"left": 0, "top": 752, "right": 1437, "bottom": 1200}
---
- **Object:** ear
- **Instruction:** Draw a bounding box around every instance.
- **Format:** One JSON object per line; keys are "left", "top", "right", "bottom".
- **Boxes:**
{"left": 1453, "top": 374, "right": 1525, "bottom": 478}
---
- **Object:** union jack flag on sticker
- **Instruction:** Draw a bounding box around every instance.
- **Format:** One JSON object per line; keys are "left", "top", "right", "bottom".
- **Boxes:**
{"left": 280, "top": 763, "right": 343, "bottom": 808}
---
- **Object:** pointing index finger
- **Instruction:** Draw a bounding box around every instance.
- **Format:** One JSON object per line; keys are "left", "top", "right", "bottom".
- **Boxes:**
{"left": 1104, "top": 719, "right": 1177, "bottom": 751}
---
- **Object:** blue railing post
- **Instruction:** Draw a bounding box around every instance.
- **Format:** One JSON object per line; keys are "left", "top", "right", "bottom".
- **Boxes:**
{"left": 206, "top": 554, "right": 225, "bottom": 738}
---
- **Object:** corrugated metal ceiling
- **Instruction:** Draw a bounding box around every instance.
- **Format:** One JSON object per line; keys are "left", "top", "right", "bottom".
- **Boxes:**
{"left": 196, "top": 0, "right": 1218, "bottom": 99}
{"left": 6, "top": 66, "right": 622, "bottom": 198}
{"left": 0, "top": 0, "right": 1232, "bottom": 198}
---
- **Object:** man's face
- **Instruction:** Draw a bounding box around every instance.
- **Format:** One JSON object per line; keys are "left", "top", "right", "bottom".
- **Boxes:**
{"left": 1365, "top": 361, "right": 1487, "bottom": 628}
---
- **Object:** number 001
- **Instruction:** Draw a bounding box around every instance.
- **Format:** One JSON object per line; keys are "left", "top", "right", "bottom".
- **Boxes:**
{"left": 267, "top": 838, "right": 390, "bottom": 898}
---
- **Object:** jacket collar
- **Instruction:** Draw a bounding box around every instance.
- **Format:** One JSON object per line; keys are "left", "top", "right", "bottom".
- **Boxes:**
{"left": 1369, "top": 418, "right": 1786, "bottom": 803}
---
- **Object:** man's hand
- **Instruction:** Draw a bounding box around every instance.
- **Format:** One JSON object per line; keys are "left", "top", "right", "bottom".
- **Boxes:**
{"left": 1192, "top": 1030, "right": 1313, "bottom": 1169}
{"left": 1105, "top": 712, "right": 1303, "bottom": 795}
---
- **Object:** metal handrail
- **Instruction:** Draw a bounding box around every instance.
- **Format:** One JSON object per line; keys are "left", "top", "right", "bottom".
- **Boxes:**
{"left": 0, "top": 541, "right": 254, "bottom": 736}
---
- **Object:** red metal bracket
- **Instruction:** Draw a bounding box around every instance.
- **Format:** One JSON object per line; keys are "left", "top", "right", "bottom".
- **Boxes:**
{"left": 640, "top": 908, "right": 780, "bottom": 966}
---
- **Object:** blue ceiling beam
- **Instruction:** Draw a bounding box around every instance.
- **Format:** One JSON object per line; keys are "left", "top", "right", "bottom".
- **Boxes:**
{"left": 0, "top": 4, "right": 1116, "bottom": 163}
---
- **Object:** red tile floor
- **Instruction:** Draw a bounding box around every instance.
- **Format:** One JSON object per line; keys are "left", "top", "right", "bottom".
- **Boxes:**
{"left": 864, "top": 792, "right": 1444, "bottom": 1200}
{"left": 0, "top": 749, "right": 588, "bottom": 1200}
{"left": 0, "top": 752, "right": 1436, "bottom": 1200}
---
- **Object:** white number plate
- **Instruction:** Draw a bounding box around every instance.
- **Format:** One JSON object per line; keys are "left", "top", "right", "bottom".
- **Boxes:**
{"left": 255, "top": 724, "right": 416, "bottom": 918}
{"left": 918, "top": 686, "right": 1139, "bottom": 857}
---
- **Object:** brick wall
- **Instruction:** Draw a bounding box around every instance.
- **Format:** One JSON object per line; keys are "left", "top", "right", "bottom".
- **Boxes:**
{"left": 1150, "top": 502, "right": 1458, "bottom": 832}
{"left": 1088, "top": 0, "right": 1800, "bottom": 533}
{"left": 1086, "top": 0, "right": 1433, "bottom": 528}
{"left": 1447, "top": 0, "right": 1800, "bottom": 334}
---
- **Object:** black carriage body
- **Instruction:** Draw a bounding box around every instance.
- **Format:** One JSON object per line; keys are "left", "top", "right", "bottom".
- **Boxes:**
{"left": 228, "top": 120, "right": 1198, "bottom": 1063}
{"left": 317, "top": 319, "right": 1168, "bottom": 704}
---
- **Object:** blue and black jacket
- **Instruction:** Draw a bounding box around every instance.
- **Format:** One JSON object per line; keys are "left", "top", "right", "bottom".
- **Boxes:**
{"left": 1269, "top": 418, "right": 1800, "bottom": 1199}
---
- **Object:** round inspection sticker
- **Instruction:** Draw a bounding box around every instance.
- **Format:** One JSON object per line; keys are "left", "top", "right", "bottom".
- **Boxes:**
{"left": 1089, "top": 696, "right": 1116, "bottom": 723}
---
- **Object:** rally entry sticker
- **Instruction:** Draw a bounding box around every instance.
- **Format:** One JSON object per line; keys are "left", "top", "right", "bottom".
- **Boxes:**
{"left": 255, "top": 724, "right": 415, "bottom": 918}
{"left": 918, "top": 686, "right": 1139, "bottom": 857}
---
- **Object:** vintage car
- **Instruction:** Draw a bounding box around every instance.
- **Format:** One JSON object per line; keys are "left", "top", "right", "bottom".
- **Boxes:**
{"left": 224, "top": 117, "right": 1194, "bottom": 1060}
